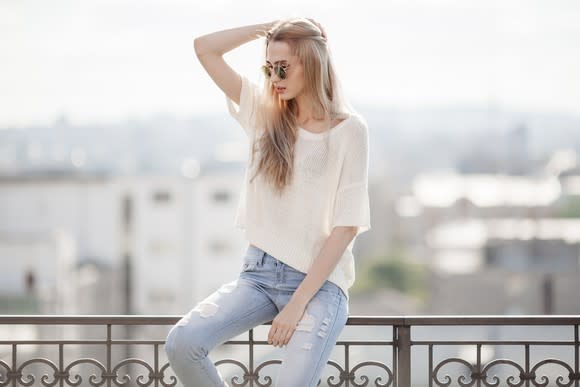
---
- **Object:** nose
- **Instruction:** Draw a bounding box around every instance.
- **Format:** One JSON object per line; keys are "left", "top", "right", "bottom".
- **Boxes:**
{"left": 269, "top": 71, "right": 282, "bottom": 82}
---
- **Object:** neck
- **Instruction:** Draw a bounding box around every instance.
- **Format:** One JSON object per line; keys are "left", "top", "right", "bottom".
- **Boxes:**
{"left": 295, "top": 93, "right": 324, "bottom": 125}
{"left": 295, "top": 93, "right": 312, "bottom": 124}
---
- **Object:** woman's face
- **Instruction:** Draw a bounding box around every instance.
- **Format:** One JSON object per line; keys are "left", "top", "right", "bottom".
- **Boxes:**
{"left": 265, "top": 40, "right": 305, "bottom": 101}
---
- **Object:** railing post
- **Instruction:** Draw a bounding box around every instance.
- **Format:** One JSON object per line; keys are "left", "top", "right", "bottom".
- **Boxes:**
{"left": 575, "top": 324, "right": 579, "bottom": 387}
{"left": 397, "top": 324, "right": 411, "bottom": 387}
{"left": 249, "top": 328, "right": 254, "bottom": 387}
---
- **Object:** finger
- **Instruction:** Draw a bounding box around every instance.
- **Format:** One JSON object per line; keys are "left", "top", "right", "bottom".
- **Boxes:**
{"left": 274, "top": 330, "right": 286, "bottom": 347}
{"left": 272, "top": 328, "right": 284, "bottom": 347}
{"left": 276, "top": 329, "right": 286, "bottom": 346}
{"left": 283, "top": 329, "right": 294, "bottom": 345}
{"left": 273, "top": 330, "right": 282, "bottom": 346}
{"left": 280, "top": 331, "right": 289, "bottom": 346}
{"left": 268, "top": 326, "right": 277, "bottom": 344}
{"left": 316, "top": 23, "right": 326, "bottom": 38}
{"left": 307, "top": 18, "right": 324, "bottom": 35}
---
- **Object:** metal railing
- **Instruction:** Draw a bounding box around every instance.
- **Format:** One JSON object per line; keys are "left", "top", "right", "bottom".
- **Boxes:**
{"left": 0, "top": 315, "right": 579, "bottom": 386}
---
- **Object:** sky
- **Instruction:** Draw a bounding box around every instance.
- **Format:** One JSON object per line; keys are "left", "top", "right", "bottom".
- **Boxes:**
{"left": 1, "top": 0, "right": 579, "bottom": 128}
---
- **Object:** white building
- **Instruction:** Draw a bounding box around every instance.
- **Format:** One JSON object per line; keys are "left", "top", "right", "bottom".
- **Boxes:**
{"left": 425, "top": 217, "right": 580, "bottom": 275}
{"left": 0, "top": 162, "right": 252, "bottom": 382}
{"left": 423, "top": 217, "right": 580, "bottom": 316}
{"left": 0, "top": 162, "right": 248, "bottom": 316}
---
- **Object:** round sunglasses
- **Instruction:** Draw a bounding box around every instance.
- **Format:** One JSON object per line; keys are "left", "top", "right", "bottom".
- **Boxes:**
{"left": 261, "top": 63, "right": 290, "bottom": 80}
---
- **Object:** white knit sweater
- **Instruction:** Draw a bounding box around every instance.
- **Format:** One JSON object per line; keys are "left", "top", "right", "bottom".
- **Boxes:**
{"left": 225, "top": 75, "right": 371, "bottom": 299}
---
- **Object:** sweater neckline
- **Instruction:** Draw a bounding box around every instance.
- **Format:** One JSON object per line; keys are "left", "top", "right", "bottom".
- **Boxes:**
{"left": 298, "top": 115, "right": 353, "bottom": 140}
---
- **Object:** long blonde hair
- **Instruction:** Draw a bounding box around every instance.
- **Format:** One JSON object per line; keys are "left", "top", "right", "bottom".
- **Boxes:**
{"left": 249, "top": 17, "right": 356, "bottom": 195}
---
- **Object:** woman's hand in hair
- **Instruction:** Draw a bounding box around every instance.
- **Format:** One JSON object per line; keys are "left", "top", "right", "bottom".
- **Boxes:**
{"left": 264, "top": 20, "right": 278, "bottom": 37}
{"left": 307, "top": 18, "right": 327, "bottom": 41}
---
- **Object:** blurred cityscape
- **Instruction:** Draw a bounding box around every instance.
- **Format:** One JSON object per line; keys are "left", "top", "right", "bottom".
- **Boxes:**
{"left": 1, "top": 105, "right": 579, "bottom": 385}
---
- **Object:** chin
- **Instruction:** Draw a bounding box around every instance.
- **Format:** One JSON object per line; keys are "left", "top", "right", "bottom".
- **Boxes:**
{"left": 278, "top": 93, "right": 294, "bottom": 100}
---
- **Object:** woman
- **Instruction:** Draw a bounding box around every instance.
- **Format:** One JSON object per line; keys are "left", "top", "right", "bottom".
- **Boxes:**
{"left": 164, "top": 17, "right": 371, "bottom": 387}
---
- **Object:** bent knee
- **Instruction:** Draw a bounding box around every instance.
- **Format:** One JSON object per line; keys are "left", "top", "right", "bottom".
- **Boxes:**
{"left": 164, "top": 324, "right": 210, "bottom": 362}
{"left": 164, "top": 325, "right": 180, "bottom": 358}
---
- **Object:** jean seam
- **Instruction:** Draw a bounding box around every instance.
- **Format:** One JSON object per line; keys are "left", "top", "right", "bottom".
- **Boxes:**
{"left": 197, "top": 352, "right": 226, "bottom": 387}
{"left": 306, "top": 293, "right": 344, "bottom": 386}
{"left": 242, "top": 250, "right": 266, "bottom": 272}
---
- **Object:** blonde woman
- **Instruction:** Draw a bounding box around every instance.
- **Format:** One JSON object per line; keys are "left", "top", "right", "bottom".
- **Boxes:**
{"left": 164, "top": 17, "right": 371, "bottom": 387}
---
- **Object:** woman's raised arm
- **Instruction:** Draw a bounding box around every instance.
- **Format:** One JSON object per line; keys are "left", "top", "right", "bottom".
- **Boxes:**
{"left": 193, "top": 22, "right": 276, "bottom": 105}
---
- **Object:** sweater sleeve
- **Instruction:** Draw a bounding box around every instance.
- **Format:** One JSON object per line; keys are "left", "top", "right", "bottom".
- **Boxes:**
{"left": 225, "top": 74, "right": 261, "bottom": 137}
{"left": 331, "top": 120, "right": 371, "bottom": 236}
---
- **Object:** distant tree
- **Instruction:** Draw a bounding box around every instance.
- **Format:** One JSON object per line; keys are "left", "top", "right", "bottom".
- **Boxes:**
{"left": 557, "top": 197, "right": 580, "bottom": 218}
{"left": 352, "top": 246, "right": 428, "bottom": 302}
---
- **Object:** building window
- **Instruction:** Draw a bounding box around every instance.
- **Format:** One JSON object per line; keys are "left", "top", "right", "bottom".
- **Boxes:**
{"left": 208, "top": 238, "right": 231, "bottom": 255}
{"left": 212, "top": 190, "right": 230, "bottom": 203}
{"left": 153, "top": 190, "right": 171, "bottom": 204}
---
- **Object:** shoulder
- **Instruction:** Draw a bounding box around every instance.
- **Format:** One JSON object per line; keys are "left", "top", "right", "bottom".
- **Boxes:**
{"left": 331, "top": 113, "right": 369, "bottom": 157}
{"left": 342, "top": 113, "right": 369, "bottom": 140}
{"left": 351, "top": 113, "right": 368, "bottom": 130}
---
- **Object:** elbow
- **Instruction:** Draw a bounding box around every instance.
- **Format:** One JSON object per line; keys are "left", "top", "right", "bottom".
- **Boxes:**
{"left": 333, "top": 226, "right": 358, "bottom": 238}
{"left": 193, "top": 37, "right": 203, "bottom": 57}
{"left": 347, "top": 226, "right": 358, "bottom": 237}
{"left": 193, "top": 37, "right": 211, "bottom": 58}
{"left": 193, "top": 34, "right": 226, "bottom": 58}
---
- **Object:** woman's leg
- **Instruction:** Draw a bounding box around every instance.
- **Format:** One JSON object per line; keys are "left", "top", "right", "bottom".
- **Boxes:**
{"left": 275, "top": 283, "right": 349, "bottom": 387}
{"left": 164, "top": 277, "right": 278, "bottom": 387}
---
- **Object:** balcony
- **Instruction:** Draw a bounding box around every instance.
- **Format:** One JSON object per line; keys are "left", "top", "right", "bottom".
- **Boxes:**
{"left": 0, "top": 315, "right": 579, "bottom": 387}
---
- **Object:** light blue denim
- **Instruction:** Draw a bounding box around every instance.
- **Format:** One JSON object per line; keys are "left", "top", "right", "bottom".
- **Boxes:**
{"left": 164, "top": 244, "right": 349, "bottom": 387}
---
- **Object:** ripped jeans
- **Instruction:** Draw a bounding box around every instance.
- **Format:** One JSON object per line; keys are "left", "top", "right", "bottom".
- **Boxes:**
{"left": 164, "top": 244, "right": 349, "bottom": 387}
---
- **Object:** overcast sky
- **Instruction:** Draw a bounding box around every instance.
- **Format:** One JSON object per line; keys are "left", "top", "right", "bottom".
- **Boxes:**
{"left": 1, "top": 0, "right": 579, "bottom": 128}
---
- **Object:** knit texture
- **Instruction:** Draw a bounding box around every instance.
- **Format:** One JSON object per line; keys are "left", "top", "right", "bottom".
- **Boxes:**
{"left": 225, "top": 75, "right": 371, "bottom": 299}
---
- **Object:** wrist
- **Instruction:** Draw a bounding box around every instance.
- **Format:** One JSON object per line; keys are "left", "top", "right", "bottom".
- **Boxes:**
{"left": 262, "top": 20, "right": 277, "bottom": 37}
{"left": 290, "top": 291, "right": 310, "bottom": 308}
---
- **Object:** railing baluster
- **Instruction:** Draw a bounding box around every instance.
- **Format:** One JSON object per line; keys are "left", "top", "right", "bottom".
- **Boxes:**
{"left": 107, "top": 324, "right": 111, "bottom": 387}
{"left": 575, "top": 324, "right": 579, "bottom": 387}
{"left": 393, "top": 326, "right": 397, "bottom": 387}
{"left": 476, "top": 343, "right": 481, "bottom": 387}
{"left": 397, "top": 324, "right": 411, "bottom": 387}
{"left": 11, "top": 344, "right": 16, "bottom": 387}
{"left": 428, "top": 344, "right": 433, "bottom": 387}
{"left": 154, "top": 343, "right": 159, "bottom": 387}
{"left": 59, "top": 343, "right": 64, "bottom": 387}
{"left": 249, "top": 328, "right": 254, "bottom": 387}
{"left": 525, "top": 343, "right": 530, "bottom": 387}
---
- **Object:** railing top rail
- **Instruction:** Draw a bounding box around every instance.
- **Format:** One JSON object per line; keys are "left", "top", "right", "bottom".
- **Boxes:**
{"left": 0, "top": 315, "right": 579, "bottom": 325}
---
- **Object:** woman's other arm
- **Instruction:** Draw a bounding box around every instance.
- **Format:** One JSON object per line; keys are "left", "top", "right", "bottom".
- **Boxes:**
{"left": 267, "top": 226, "right": 356, "bottom": 347}
{"left": 290, "top": 226, "right": 356, "bottom": 307}
{"left": 193, "top": 22, "right": 276, "bottom": 105}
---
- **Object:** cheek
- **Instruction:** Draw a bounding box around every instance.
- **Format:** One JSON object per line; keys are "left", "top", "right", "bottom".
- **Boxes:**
{"left": 289, "top": 76, "right": 305, "bottom": 96}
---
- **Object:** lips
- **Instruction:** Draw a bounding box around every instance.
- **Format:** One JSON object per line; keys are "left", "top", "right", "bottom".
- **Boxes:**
{"left": 275, "top": 87, "right": 286, "bottom": 93}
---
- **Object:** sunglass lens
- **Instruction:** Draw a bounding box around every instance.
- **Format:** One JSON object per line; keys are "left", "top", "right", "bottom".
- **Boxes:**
{"left": 261, "top": 65, "right": 269, "bottom": 77}
{"left": 277, "top": 66, "right": 286, "bottom": 79}
{"left": 261, "top": 65, "right": 286, "bottom": 79}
